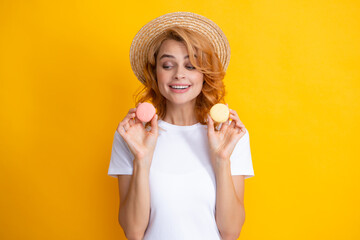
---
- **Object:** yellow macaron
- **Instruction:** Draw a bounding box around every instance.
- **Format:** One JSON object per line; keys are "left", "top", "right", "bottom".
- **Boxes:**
{"left": 210, "top": 103, "right": 230, "bottom": 123}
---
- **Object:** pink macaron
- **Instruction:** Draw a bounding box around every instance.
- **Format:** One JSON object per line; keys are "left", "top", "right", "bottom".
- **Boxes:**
{"left": 136, "top": 102, "right": 156, "bottom": 122}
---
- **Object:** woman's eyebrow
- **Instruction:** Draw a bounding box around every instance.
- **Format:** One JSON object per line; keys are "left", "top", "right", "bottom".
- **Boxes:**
{"left": 159, "top": 54, "right": 189, "bottom": 60}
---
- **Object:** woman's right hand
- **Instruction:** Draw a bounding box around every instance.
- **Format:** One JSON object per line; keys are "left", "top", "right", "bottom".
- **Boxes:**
{"left": 117, "top": 103, "right": 159, "bottom": 168}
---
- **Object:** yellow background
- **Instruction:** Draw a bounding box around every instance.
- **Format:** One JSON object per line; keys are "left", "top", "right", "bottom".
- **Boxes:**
{"left": 1, "top": 0, "right": 359, "bottom": 239}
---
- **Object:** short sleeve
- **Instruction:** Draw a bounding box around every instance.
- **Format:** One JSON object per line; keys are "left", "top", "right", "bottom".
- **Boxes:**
{"left": 108, "top": 130, "right": 134, "bottom": 177}
{"left": 230, "top": 128, "right": 255, "bottom": 179}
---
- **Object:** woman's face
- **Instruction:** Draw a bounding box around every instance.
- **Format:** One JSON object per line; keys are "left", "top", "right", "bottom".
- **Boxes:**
{"left": 156, "top": 39, "right": 204, "bottom": 106}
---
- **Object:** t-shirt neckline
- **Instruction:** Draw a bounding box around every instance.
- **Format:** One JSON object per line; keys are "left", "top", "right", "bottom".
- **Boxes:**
{"left": 158, "top": 119, "right": 204, "bottom": 132}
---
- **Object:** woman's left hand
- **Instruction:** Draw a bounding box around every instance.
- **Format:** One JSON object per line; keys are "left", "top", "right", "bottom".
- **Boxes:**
{"left": 207, "top": 105, "right": 247, "bottom": 162}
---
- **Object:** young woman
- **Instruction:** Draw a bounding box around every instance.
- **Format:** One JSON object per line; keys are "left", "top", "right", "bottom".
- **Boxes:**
{"left": 108, "top": 12, "right": 254, "bottom": 240}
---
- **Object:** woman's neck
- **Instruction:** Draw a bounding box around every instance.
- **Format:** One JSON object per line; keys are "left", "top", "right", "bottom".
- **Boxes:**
{"left": 162, "top": 101, "right": 198, "bottom": 126}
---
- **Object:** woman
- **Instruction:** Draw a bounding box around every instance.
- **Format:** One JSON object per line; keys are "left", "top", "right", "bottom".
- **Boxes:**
{"left": 108, "top": 12, "right": 254, "bottom": 240}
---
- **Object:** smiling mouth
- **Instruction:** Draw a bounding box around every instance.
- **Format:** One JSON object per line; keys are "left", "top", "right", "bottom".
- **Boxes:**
{"left": 169, "top": 85, "right": 191, "bottom": 89}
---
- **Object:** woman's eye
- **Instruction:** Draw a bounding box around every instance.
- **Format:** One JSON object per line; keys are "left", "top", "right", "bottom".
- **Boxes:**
{"left": 162, "top": 65, "right": 195, "bottom": 70}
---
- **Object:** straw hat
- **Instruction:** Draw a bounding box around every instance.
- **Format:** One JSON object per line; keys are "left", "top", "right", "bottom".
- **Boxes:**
{"left": 129, "top": 11, "right": 231, "bottom": 85}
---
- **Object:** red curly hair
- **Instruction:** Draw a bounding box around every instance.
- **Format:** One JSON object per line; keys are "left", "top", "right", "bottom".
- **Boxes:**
{"left": 133, "top": 26, "right": 227, "bottom": 129}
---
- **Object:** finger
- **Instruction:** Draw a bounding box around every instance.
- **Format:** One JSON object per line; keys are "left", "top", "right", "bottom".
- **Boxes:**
{"left": 124, "top": 122, "right": 130, "bottom": 131}
{"left": 229, "top": 109, "right": 243, "bottom": 124}
{"left": 121, "top": 110, "right": 137, "bottom": 126}
{"left": 207, "top": 114, "right": 215, "bottom": 135}
{"left": 131, "top": 106, "right": 141, "bottom": 124}
{"left": 229, "top": 119, "right": 236, "bottom": 128}
{"left": 229, "top": 113, "right": 239, "bottom": 125}
{"left": 220, "top": 118, "right": 229, "bottom": 133}
{"left": 118, "top": 109, "right": 136, "bottom": 132}
{"left": 128, "top": 113, "right": 136, "bottom": 126}
{"left": 134, "top": 115, "right": 142, "bottom": 124}
{"left": 240, "top": 127, "right": 247, "bottom": 134}
{"left": 119, "top": 122, "right": 129, "bottom": 132}
{"left": 117, "top": 123, "right": 127, "bottom": 138}
{"left": 237, "top": 122, "right": 246, "bottom": 130}
{"left": 229, "top": 109, "right": 239, "bottom": 119}
{"left": 127, "top": 108, "right": 137, "bottom": 119}
{"left": 118, "top": 121, "right": 127, "bottom": 133}
{"left": 230, "top": 112, "right": 245, "bottom": 128}
{"left": 235, "top": 125, "right": 245, "bottom": 137}
{"left": 150, "top": 113, "right": 158, "bottom": 135}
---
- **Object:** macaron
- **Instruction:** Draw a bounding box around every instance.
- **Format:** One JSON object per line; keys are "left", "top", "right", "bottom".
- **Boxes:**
{"left": 210, "top": 103, "right": 230, "bottom": 123}
{"left": 136, "top": 102, "right": 156, "bottom": 122}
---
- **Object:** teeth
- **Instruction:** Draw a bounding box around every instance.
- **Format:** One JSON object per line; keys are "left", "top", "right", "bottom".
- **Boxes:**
{"left": 170, "top": 85, "right": 190, "bottom": 89}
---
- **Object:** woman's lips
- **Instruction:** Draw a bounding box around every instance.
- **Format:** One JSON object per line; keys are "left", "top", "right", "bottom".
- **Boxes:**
{"left": 169, "top": 85, "right": 191, "bottom": 93}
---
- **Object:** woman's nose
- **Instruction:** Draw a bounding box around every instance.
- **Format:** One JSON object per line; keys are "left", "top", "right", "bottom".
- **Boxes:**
{"left": 175, "top": 66, "right": 186, "bottom": 79}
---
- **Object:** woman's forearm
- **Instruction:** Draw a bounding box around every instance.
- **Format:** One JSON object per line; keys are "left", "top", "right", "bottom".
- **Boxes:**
{"left": 214, "top": 159, "right": 245, "bottom": 240}
{"left": 119, "top": 158, "right": 151, "bottom": 240}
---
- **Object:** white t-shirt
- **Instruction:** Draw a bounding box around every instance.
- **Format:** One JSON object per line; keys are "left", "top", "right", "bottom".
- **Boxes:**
{"left": 108, "top": 120, "right": 255, "bottom": 240}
